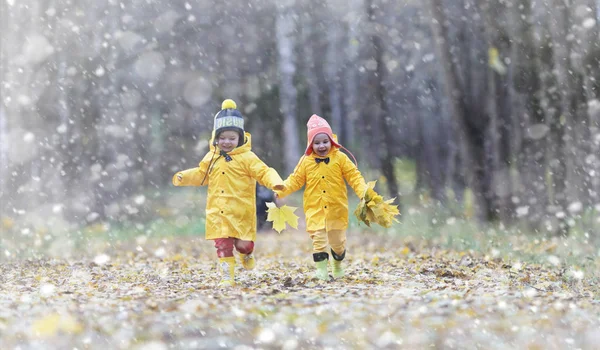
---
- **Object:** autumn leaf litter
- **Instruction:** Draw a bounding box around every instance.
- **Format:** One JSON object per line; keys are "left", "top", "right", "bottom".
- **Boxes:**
{"left": 0, "top": 231, "right": 599, "bottom": 349}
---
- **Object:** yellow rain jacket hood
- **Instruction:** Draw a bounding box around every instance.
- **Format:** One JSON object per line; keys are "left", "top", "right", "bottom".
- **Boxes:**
{"left": 276, "top": 145, "right": 369, "bottom": 232}
{"left": 173, "top": 132, "right": 284, "bottom": 241}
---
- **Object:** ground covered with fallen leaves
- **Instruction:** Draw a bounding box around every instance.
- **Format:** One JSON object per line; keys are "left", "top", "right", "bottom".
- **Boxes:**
{"left": 1, "top": 230, "right": 600, "bottom": 349}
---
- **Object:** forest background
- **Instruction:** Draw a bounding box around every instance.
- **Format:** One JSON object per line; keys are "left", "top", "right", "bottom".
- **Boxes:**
{"left": 2, "top": 0, "right": 600, "bottom": 261}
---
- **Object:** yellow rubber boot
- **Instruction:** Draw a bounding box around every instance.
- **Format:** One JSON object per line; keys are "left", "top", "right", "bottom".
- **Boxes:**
{"left": 218, "top": 257, "right": 236, "bottom": 287}
{"left": 240, "top": 253, "right": 256, "bottom": 270}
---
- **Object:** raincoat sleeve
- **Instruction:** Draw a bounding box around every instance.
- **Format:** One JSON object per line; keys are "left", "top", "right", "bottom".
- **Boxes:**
{"left": 245, "top": 152, "right": 285, "bottom": 190}
{"left": 172, "top": 153, "right": 212, "bottom": 187}
{"left": 341, "top": 153, "right": 373, "bottom": 199}
{"left": 276, "top": 157, "right": 306, "bottom": 199}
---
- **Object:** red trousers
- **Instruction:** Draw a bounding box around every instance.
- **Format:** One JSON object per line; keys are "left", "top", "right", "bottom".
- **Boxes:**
{"left": 214, "top": 238, "right": 254, "bottom": 258}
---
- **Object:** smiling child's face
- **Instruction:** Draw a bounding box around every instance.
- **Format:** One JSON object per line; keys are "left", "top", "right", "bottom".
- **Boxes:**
{"left": 312, "top": 133, "right": 331, "bottom": 157}
{"left": 217, "top": 130, "right": 240, "bottom": 152}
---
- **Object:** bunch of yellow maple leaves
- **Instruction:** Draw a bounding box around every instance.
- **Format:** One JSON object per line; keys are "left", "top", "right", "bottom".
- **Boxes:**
{"left": 354, "top": 181, "right": 400, "bottom": 228}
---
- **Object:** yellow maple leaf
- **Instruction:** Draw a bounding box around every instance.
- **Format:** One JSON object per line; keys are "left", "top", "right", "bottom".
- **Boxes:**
{"left": 266, "top": 202, "right": 299, "bottom": 233}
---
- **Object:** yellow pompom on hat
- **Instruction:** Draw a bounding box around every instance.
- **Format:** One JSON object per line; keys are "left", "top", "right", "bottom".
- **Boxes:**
{"left": 221, "top": 99, "right": 237, "bottom": 110}
{"left": 214, "top": 99, "right": 244, "bottom": 146}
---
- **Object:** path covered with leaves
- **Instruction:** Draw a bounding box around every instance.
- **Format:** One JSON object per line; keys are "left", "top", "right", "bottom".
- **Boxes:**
{"left": 1, "top": 231, "right": 599, "bottom": 349}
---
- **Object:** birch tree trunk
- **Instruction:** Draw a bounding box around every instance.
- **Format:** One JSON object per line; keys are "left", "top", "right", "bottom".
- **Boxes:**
{"left": 538, "top": 20, "right": 566, "bottom": 234}
{"left": 299, "top": 7, "right": 322, "bottom": 117}
{"left": 0, "top": 1, "right": 12, "bottom": 214}
{"left": 326, "top": 19, "right": 344, "bottom": 142}
{"left": 1, "top": 1, "right": 47, "bottom": 217}
{"left": 276, "top": 0, "right": 301, "bottom": 174}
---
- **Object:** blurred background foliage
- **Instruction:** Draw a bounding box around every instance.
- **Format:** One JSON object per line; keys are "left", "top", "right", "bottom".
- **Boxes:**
{"left": 2, "top": 0, "right": 600, "bottom": 261}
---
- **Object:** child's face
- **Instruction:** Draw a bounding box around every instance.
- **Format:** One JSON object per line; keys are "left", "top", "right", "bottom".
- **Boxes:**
{"left": 217, "top": 130, "right": 239, "bottom": 152}
{"left": 312, "top": 133, "right": 331, "bottom": 157}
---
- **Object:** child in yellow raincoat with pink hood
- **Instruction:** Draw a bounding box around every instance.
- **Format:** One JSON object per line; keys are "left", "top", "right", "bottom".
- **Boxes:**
{"left": 173, "top": 99, "right": 284, "bottom": 287}
{"left": 276, "top": 114, "right": 378, "bottom": 280}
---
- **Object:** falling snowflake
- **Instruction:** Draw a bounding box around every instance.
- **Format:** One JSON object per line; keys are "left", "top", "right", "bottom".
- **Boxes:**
{"left": 40, "top": 283, "right": 56, "bottom": 297}
{"left": 567, "top": 202, "right": 582, "bottom": 214}
{"left": 516, "top": 206, "right": 529, "bottom": 217}
{"left": 569, "top": 269, "right": 584, "bottom": 280}
{"left": 134, "top": 195, "right": 146, "bottom": 205}
{"left": 583, "top": 18, "right": 596, "bottom": 29}
{"left": 257, "top": 328, "right": 275, "bottom": 343}
{"left": 154, "top": 247, "right": 166, "bottom": 258}
{"left": 547, "top": 255, "right": 561, "bottom": 266}
{"left": 23, "top": 132, "right": 35, "bottom": 143}
{"left": 94, "top": 66, "right": 105, "bottom": 77}
{"left": 93, "top": 254, "right": 110, "bottom": 265}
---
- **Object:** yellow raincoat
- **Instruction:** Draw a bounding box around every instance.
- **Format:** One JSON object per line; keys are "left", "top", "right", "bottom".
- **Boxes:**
{"left": 276, "top": 147, "right": 369, "bottom": 231}
{"left": 172, "top": 132, "right": 284, "bottom": 241}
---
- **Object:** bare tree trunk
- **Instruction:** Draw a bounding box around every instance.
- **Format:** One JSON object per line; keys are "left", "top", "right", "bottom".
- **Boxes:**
{"left": 416, "top": 78, "right": 446, "bottom": 203}
{"left": 1, "top": 0, "right": 47, "bottom": 217}
{"left": 582, "top": 0, "right": 600, "bottom": 203}
{"left": 512, "top": 0, "right": 548, "bottom": 232}
{"left": 276, "top": 1, "right": 301, "bottom": 174}
{"left": 583, "top": 0, "right": 600, "bottom": 100}
{"left": 429, "top": 0, "right": 490, "bottom": 221}
{"left": 299, "top": 8, "right": 322, "bottom": 116}
{"left": 0, "top": 104, "right": 7, "bottom": 213}
{"left": 326, "top": 20, "right": 344, "bottom": 141}
{"left": 479, "top": 0, "right": 514, "bottom": 222}
{"left": 0, "top": 1, "right": 11, "bottom": 213}
{"left": 343, "top": 0, "right": 363, "bottom": 153}
{"left": 464, "top": 0, "right": 494, "bottom": 221}
{"left": 365, "top": 0, "right": 399, "bottom": 200}
{"left": 549, "top": 0, "right": 577, "bottom": 235}
{"left": 538, "top": 21, "right": 566, "bottom": 235}
{"left": 93, "top": 1, "right": 125, "bottom": 222}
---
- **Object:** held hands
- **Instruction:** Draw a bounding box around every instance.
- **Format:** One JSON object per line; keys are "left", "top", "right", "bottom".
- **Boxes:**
{"left": 272, "top": 184, "right": 285, "bottom": 205}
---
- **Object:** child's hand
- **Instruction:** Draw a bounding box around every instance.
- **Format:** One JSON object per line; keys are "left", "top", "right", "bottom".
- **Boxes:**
{"left": 273, "top": 184, "right": 285, "bottom": 191}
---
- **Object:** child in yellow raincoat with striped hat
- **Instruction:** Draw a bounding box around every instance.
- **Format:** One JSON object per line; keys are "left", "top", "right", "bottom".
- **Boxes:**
{"left": 275, "top": 114, "right": 378, "bottom": 280}
{"left": 173, "top": 99, "right": 285, "bottom": 287}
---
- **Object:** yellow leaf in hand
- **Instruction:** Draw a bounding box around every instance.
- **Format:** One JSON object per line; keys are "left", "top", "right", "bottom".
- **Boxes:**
{"left": 354, "top": 197, "right": 371, "bottom": 227}
{"left": 266, "top": 202, "right": 299, "bottom": 233}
